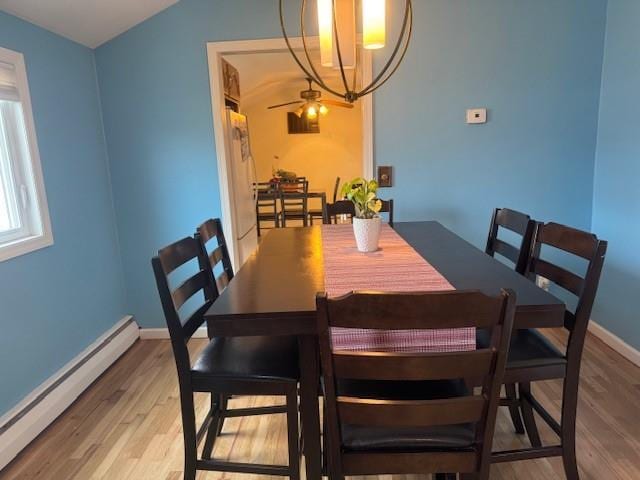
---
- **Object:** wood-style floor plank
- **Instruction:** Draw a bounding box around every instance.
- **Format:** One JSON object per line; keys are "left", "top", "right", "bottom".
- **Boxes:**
{"left": 1, "top": 330, "right": 639, "bottom": 479}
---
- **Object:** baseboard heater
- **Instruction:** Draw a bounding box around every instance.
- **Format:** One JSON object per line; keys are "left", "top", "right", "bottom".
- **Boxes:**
{"left": 0, "top": 316, "right": 139, "bottom": 471}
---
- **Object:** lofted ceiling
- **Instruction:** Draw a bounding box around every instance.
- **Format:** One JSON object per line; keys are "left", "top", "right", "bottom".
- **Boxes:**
{"left": 0, "top": 0, "right": 179, "bottom": 48}
{"left": 225, "top": 50, "right": 354, "bottom": 104}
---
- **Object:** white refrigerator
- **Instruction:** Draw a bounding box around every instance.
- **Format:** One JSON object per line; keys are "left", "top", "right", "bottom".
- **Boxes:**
{"left": 226, "top": 109, "right": 258, "bottom": 267}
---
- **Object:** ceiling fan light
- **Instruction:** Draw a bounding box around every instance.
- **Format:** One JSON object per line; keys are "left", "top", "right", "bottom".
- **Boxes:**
{"left": 363, "top": 0, "right": 386, "bottom": 50}
{"left": 319, "top": 104, "right": 329, "bottom": 115}
{"left": 307, "top": 105, "right": 318, "bottom": 119}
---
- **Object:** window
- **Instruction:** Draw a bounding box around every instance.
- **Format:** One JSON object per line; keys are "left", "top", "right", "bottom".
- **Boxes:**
{"left": 0, "top": 47, "right": 52, "bottom": 261}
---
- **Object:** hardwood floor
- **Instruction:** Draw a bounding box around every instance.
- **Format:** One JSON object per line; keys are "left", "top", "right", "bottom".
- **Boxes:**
{"left": 2, "top": 330, "right": 639, "bottom": 480}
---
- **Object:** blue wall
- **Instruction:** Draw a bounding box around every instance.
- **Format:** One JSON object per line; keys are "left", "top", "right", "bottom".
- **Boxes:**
{"left": 95, "top": 0, "right": 608, "bottom": 328}
{"left": 592, "top": 0, "right": 640, "bottom": 350}
{"left": 0, "top": 13, "right": 127, "bottom": 414}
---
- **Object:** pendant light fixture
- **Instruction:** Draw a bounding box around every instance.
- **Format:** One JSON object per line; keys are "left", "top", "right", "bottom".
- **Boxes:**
{"left": 279, "top": 0, "right": 413, "bottom": 104}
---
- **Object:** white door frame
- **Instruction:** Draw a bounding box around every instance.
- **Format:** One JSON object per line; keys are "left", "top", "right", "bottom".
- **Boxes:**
{"left": 206, "top": 37, "right": 374, "bottom": 270}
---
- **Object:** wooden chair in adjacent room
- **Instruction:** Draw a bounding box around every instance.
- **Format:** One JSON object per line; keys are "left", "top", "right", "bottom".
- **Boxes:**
{"left": 317, "top": 289, "right": 517, "bottom": 480}
{"left": 485, "top": 207, "right": 537, "bottom": 275}
{"left": 279, "top": 179, "right": 309, "bottom": 227}
{"left": 482, "top": 222, "right": 607, "bottom": 480}
{"left": 152, "top": 230, "right": 301, "bottom": 480}
{"left": 309, "top": 176, "right": 341, "bottom": 225}
{"left": 255, "top": 181, "right": 280, "bottom": 236}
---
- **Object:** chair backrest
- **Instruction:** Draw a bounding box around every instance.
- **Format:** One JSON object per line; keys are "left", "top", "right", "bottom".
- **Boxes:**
{"left": 151, "top": 236, "right": 216, "bottom": 375}
{"left": 196, "top": 218, "right": 234, "bottom": 294}
{"left": 525, "top": 222, "right": 607, "bottom": 361}
{"left": 323, "top": 200, "right": 356, "bottom": 224}
{"left": 332, "top": 176, "right": 341, "bottom": 203}
{"left": 485, "top": 208, "right": 536, "bottom": 275}
{"left": 280, "top": 180, "right": 309, "bottom": 218}
{"left": 379, "top": 198, "right": 394, "bottom": 227}
{"left": 317, "top": 289, "right": 516, "bottom": 477}
{"left": 255, "top": 181, "right": 279, "bottom": 208}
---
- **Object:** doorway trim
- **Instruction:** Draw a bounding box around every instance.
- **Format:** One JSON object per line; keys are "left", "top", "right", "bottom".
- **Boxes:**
{"left": 206, "top": 37, "right": 374, "bottom": 270}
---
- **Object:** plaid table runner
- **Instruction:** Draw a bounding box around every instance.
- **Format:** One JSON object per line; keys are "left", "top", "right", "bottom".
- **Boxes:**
{"left": 321, "top": 223, "right": 475, "bottom": 352}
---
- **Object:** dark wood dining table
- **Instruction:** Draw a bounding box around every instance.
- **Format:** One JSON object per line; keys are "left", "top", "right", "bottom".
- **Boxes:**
{"left": 204, "top": 221, "right": 565, "bottom": 480}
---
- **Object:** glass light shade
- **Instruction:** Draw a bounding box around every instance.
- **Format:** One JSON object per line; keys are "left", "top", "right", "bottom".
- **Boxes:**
{"left": 363, "top": 0, "right": 386, "bottom": 49}
{"left": 317, "top": 0, "right": 356, "bottom": 69}
{"left": 332, "top": 0, "right": 356, "bottom": 69}
{"left": 319, "top": 104, "right": 329, "bottom": 115}
{"left": 317, "top": 0, "right": 334, "bottom": 67}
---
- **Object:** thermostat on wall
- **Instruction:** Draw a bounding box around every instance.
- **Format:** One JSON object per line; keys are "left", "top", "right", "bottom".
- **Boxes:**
{"left": 466, "top": 108, "right": 487, "bottom": 124}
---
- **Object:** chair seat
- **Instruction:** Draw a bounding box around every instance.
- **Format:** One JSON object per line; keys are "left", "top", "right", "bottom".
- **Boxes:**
{"left": 281, "top": 210, "right": 306, "bottom": 218}
{"left": 477, "top": 328, "right": 566, "bottom": 370}
{"left": 308, "top": 209, "right": 324, "bottom": 217}
{"left": 337, "top": 379, "right": 475, "bottom": 451}
{"left": 192, "top": 335, "right": 299, "bottom": 384}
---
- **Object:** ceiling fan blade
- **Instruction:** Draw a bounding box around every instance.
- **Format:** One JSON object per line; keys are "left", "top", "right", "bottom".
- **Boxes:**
{"left": 267, "top": 101, "right": 304, "bottom": 109}
{"left": 321, "top": 99, "right": 354, "bottom": 109}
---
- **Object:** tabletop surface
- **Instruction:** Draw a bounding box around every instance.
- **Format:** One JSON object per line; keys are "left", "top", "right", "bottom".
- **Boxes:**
{"left": 205, "top": 221, "right": 564, "bottom": 323}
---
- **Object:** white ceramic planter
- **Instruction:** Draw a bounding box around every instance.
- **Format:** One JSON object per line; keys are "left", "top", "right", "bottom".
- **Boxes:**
{"left": 353, "top": 216, "right": 381, "bottom": 252}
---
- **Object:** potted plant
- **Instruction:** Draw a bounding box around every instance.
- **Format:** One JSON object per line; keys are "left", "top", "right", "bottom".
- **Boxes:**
{"left": 272, "top": 168, "right": 299, "bottom": 191}
{"left": 341, "top": 177, "right": 383, "bottom": 252}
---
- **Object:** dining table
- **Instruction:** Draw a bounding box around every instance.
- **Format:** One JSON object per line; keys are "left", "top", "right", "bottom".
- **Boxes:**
{"left": 204, "top": 221, "right": 565, "bottom": 480}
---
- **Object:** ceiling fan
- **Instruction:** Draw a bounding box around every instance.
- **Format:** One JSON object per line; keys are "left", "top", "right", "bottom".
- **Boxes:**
{"left": 267, "top": 78, "right": 353, "bottom": 119}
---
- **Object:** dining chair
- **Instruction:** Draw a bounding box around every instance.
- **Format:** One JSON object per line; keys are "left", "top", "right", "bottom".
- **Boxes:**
{"left": 484, "top": 208, "right": 537, "bottom": 433}
{"left": 379, "top": 198, "right": 394, "bottom": 227}
{"left": 332, "top": 176, "right": 341, "bottom": 203}
{"left": 280, "top": 179, "right": 309, "bottom": 227}
{"left": 317, "top": 289, "right": 517, "bottom": 480}
{"left": 482, "top": 222, "right": 607, "bottom": 480}
{"left": 485, "top": 208, "right": 537, "bottom": 275}
{"left": 255, "top": 181, "right": 280, "bottom": 236}
{"left": 152, "top": 234, "right": 301, "bottom": 480}
{"left": 309, "top": 177, "right": 341, "bottom": 225}
{"left": 323, "top": 200, "right": 356, "bottom": 224}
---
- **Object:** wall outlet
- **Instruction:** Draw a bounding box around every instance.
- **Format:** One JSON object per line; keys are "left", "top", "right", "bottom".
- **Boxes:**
{"left": 466, "top": 108, "right": 487, "bottom": 124}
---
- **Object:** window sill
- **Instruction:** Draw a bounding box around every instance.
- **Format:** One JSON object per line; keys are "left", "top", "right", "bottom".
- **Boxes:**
{"left": 0, "top": 233, "right": 54, "bottom": 262}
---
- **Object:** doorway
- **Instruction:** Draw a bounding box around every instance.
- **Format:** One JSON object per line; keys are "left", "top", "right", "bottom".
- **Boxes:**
{"left": 207, "top": 37, "right": 373, "bottom": 270}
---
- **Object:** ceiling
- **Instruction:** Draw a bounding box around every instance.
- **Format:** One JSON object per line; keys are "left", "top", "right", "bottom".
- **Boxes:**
{"left": 0, "top": 0, "right": 179, "bottom": 48}
{"left": 225, "top": 50, "right": 356, "bottom": 104}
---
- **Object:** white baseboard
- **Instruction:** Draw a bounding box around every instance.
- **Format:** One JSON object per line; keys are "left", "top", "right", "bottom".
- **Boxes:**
{"left": 589, "top": 320, "right": 640, "bottom": 367}
{"left": 139, "top": 326, "right": 208, "bottom": 340}
{"left": 0, "top": 315, "right": 139, "bottom": 471}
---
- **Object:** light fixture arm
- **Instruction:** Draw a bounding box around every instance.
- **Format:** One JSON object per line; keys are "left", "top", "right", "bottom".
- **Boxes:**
{"left": 279, "top": 0, "right": 413, "bottom": 103}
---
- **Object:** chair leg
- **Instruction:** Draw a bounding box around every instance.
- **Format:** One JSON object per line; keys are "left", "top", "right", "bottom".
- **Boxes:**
{"left": 201, "top": 394, "right": 222, "bottom": 460}
{"left": 519, "top": 382, "right": 542, "bottom": 447}
{"left": 561, "top": 374, "right": 581, "bottom": 480}
{"left": 286, "top": 390, "right": 301, "bottom": 480}
{"left": 179, "top": 390, "right": 198, "bottom": 480}
{"left": 216, "top": 394, "right": 229, "bottom": 436}
{"left": 505, "top": 383, "right": 525, "bottom": 434}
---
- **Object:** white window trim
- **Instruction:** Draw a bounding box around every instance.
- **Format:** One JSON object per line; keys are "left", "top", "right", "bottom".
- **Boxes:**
{"left": 0, "top": 46, "right": 53, "bottom": 262}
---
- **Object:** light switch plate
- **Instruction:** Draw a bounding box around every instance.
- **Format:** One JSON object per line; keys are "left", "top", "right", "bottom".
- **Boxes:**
{"left": 377, "top": 166, "right": 393, "bottom": 187}
{"left": 466, "top": 108, "right": 487, "bottom": 124}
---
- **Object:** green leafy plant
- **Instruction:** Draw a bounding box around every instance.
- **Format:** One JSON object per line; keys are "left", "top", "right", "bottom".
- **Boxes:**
{"left": 341, "top": 177, "right": 382, "bottom": 219}
{"left": 273, "top": 168, "right": 297, "bottom": 182}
